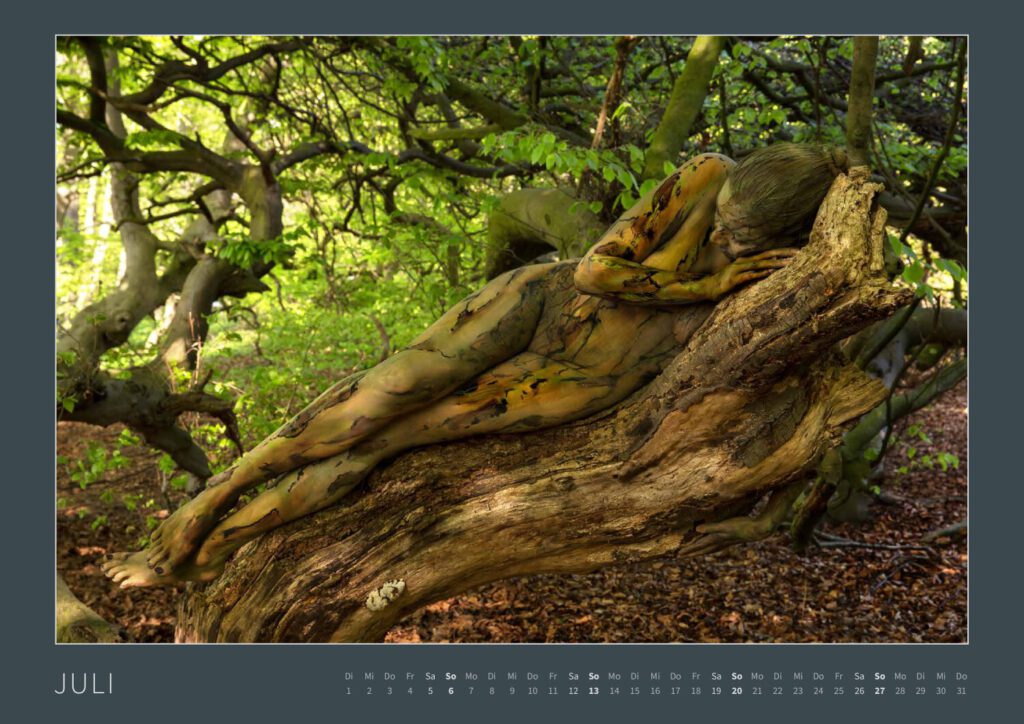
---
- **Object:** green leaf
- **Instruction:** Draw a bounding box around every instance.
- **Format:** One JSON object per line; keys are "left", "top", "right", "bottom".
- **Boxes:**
{"left": 157, "top": 453, "right": 176, "bottom": 474}
{"left": 170, "top": 474, "right": 190, "bottom": 490}
{"left": 902, "top": 261, "right": 925, "bottom": 285}
{"left": 638, "top": 178, "right": 660, "bottom": 198}
{"left": 116, "top": 429, "right": 140, "bottom": 447}
{"left": 611, "top": 101, "right": 633, "bottom": 121}
{"left": 946, "top": 259, "right": 967, "bottom": 282}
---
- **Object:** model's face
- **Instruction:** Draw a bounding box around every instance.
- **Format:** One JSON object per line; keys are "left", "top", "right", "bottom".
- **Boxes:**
{"left": 709, "top": 181, "right": 758, "bottom": 260}
{"left": 709, "top": 181, "right": 797, "bottom": 260}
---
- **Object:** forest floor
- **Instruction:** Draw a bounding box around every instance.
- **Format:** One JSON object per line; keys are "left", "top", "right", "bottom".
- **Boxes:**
{"left": 57, "top": 380, "right": 967, "bottom": 644}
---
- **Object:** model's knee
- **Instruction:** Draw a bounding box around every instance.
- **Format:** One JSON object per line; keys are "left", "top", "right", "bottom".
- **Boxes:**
{"left": 373, "top": 363, "right": 421, "bottom": 398}
{"left": 366, "top": 351, "right": 466, "bottom": 402}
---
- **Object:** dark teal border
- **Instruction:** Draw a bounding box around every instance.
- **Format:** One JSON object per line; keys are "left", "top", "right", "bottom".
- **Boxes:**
{"left": 18, "top": 5, "right": 1006, "bottom": 721}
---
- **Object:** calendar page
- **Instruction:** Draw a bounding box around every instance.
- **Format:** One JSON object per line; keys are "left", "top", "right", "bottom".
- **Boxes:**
{"left": 19, "top": 2, "right": 1013, "bottom": 723}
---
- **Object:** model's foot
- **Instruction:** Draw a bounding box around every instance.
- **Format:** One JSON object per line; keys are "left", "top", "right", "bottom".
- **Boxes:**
{"left": 101, "top": 551, "right": 225, "bottom": 588}
{"left": 145, "top": 479, "right": 233, "bottom": 573}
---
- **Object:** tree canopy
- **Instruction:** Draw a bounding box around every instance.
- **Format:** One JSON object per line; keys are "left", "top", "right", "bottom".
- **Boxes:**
{"left": 56, "top": 36, "right": 967, "bottom": 641}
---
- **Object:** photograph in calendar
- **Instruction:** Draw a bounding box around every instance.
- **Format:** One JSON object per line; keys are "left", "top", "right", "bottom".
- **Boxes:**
{"left": 55, "top": 35, "right": 967, "bottom": 643}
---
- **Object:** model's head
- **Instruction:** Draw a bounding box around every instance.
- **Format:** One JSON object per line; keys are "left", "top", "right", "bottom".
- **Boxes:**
{"left": 710, "top": 143, "right": 849, "bottom": 259}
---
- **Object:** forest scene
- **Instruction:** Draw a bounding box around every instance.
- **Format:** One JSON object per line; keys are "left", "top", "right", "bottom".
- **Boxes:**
{"left": 55, "top": 35, "right": 967, "bottom": 643}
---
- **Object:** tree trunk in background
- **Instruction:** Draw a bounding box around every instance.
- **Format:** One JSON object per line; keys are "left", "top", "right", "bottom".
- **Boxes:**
{"left": 177, "top": 171, "right": 909, "bottom": 642}
{"left": 58, "top": 49, "right": 278, "bottom": 478}
{"left": 642, "top": 36, "right": 726, "bottom": 181}
{"left": 846, "top": 37, "right": 879, "bottom": 168}
{"left": 485, "top": 187, "right": 605, "bottom": 278}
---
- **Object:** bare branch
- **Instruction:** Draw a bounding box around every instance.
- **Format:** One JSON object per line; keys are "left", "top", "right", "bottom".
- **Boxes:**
{"left": 116, "top": 38, "right": 306, "bottom": 108}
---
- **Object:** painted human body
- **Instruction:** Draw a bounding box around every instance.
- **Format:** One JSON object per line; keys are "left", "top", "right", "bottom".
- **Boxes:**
{"left": 103, "top": 145, "right": 845, "bottom": 587}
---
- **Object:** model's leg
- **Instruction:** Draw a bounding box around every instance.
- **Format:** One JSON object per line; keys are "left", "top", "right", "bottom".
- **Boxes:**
{"left": 142, "top": 265, "right": 553, "bottom": 573}
{"left": 101, "top": 456, "right": 374, "bottom": 587}
{"left": 103, "top": 349, "right": 659, "bottom": 587}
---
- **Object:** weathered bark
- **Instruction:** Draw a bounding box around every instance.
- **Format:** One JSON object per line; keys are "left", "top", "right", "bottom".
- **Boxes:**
{"left": 641, "top": 36, "right": 725, "bottom": 181}
{"left": 177, "top": 171, "right": 909, "bottom": 642}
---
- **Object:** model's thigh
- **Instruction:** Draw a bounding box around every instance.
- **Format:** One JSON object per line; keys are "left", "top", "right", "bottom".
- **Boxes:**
{"left": 358, "top": 351, "right": 648, "bottom": 454}
{"left": 198, "top": 346, "right": 647, "bottom": 560}
{"left": 265, "top": 264, "right": 555, "bottom": 459}
{"left": 406, "top": 263, "right": 555, "bottom": 363}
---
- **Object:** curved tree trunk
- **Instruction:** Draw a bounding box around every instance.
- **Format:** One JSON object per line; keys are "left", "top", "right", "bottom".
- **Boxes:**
{"left": 485, "top": 187, "right": 605, "bottom": 279}
{"left": 641, "top": 36, "right": 725, "bottom": 181}
{"left": 177, "top": 171, "right": 910, "bottom": 642}
{"left": 846, "top": 37, "right": 879, "bottom": 168}
{"left": 57, "top": 44, "right": 280, "bottom": 480}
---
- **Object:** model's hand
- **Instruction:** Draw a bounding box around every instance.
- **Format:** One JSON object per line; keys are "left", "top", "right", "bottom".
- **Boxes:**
{"left": 710, "top": 248, "right": 799, "bottom": 299}
{"left": 685, "top": 515, "right": 778, "bottom": 557}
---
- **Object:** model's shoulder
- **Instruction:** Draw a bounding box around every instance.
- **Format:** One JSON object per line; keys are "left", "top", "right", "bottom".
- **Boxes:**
{"left": 686, "top": 152, "right": 736, "bottom": 170}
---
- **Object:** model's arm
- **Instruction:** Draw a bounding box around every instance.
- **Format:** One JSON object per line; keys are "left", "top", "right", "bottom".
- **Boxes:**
{"left": 574, "top": 153, "right": 733, "bottom": 304}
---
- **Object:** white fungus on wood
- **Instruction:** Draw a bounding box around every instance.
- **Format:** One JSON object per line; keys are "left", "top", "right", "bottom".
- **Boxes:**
{"left": 365, "top": 579, "right": 406, "bottom": 611}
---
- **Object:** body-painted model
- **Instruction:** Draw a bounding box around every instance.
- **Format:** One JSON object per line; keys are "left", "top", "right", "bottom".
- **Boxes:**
{"left": 103, "top": 143, "right": 849, "bottom": 587}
